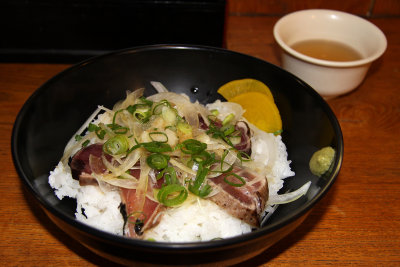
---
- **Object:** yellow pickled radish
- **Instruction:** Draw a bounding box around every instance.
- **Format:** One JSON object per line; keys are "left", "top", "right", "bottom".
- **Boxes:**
{"left": 217, "top": 78, "right": 274, "bottom": 102}
{"left": 228, "top": 92, "right": 282, "bottom": 134}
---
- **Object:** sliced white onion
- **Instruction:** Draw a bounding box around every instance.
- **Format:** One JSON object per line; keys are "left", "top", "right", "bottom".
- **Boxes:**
{"left": 169, "top": 158, "right": 197, "bottom": 176}
{"left": 62, "top": 106, "right": 103, "bottom": 154}
{"left": 102, "top": 149, "right": 141, "bottom": 177}
{"left": 178, "top": 102, "right": 199, "bottom": 129}
{"left": 206, "top": 100, "right": 244, "bottom": 122}
{"left": 115, "top": 88, "right": 145, "bottom": 110}
{"left": 267, "top": 181, "right": 311, "bottom": 205}
{"left": 150, "top": 81, "right": 169, "bottom": 93}
{"left": 147, "top": 92, "right": 190, "bottom": 104}
{"left": 135, "top": 156, "right": 151, "bottom": 210}
{"left": 92, "top": 172, "right": 138, "bottom": 189}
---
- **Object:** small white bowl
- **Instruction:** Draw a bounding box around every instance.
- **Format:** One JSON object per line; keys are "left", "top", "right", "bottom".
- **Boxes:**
{"left": 273, "top": 9, "right": 387, "bottom": 99}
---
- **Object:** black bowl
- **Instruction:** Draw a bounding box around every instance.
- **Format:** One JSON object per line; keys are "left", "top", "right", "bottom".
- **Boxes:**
{"left": 12, "top": 45, "right": 343, "bottom": 266}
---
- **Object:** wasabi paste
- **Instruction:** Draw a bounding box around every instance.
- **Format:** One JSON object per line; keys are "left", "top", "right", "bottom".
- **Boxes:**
{"left": 309, "top": 146, "right": 335, "bottom": 176}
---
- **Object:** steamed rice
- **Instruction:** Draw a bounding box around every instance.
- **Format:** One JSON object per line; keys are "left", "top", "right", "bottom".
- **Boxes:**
{"left": 49, "top": 131, "right": 293, "bottom": 241}
{"left": 48, "top": 93, "right": 295, "bottom": 242}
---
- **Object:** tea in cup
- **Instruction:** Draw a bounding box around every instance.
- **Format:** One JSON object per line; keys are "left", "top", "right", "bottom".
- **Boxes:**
{"left": 273, "top": 9, "right": 387, "bottom": 99}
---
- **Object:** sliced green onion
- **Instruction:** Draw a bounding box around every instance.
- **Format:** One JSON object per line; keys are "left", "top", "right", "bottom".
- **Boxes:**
{"left": 188, "top": 164, "right": 212, "bottom": 198}
{"left": 139, "top": 96, "right": 153, "bottom": 106}
{"left": 223, "top": 172, "right": 246, "bottom": 187}
{"left": 87, "top": 123, "right": 106, "bottom": 139}
{"left": 146, "top": 153, "right": 170, "bottom": 170}
{"left": 221, "top": 124, "right": 235, "bottom": 136}
{"left": 192, "top": 151, "right": 215, "bottom": 167}
{"left": 107, "top": 123, "right": 129, "bottom": 134}
{"left": 237, "top": 151, "right": 251, "bottom": 162}
{"left": 142, "top": 141, "right": 172, "bottom": 153}
{"left": 180, "top": 139, "right": 207, "bottom": 154}
{"left": 127, "top": 97, "right": 153, "bottom": 123}
{"left": 157, "top": 166, "right": 179, "bottom": 185}
{"left": 177, "top": 121, "right": 192, "bottom": 135}
{"left": 176, "top": 121, "right": 192, "bottom": 134}
{"left": 126, "top": 105, "right": 135, "bottom": 114}
{"left": 103, "top": 135, "right": 130, "bottom": 155}
{"left": 126, "top": 139, "right": 142, "bottom": 154}
{"left": 88, "top": 123, "right": 98, "bottom": 132}
{"left": 222, "top": 113, "right": 235, "bottom": 125}
{"left": 112, "top": 109, "right": 123, "bottom": 125}
{"left": 134, "top": 105, "right": 152, "bottom": 123}
{"left": 108, "top": 109, "right": 129, "bottom": 134}
{"left": 96, "top": 129, "right": 106, "bottom": 139}
{"left": 75, "top": 134, "right": 83, "bottom": 141}
{"left": 153, "top": 100, "right": 170, "bottom": 115}
{"left": 210, "top": 109, "right": 219, "bottom": 116}
{"left": 157, "top": 184, "right": 188, "bottom": 206}
{"left": 206, "top": 123, "right": 236, "bottom": 147}
{"left": 149, "top": 132, "right": 168, "bottom": 143}
{"left": 208, "top": 150, "right": 234, "bottom": 174}
{"left": 82, "top": 140, "right": 90, "bottom": 147}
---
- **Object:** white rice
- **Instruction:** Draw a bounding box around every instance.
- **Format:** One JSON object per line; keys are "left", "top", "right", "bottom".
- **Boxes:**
{"left": 49, "top": 162, "right": 124, "bottom": 235}
{"left": 48, "top": 97, "right": 295, "bottom": 242}
{"left": 48, "top": 131, "right": 293, "bottom": 241}
{"left": 143, "top": 197, "right": 251, "bottom": 242}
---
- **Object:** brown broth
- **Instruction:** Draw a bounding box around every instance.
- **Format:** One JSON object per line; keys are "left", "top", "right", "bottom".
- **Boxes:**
{"left": 291, "top": 39, "right": 363, "bottom": 62}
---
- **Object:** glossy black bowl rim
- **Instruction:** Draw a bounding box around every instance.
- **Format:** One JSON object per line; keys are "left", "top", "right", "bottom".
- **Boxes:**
{"left": 11, "top": 44, "right": 343, "bottom": 251}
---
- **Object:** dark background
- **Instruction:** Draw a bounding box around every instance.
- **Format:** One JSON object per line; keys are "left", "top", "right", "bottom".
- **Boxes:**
{"left": 0, "top": 0, "right": 226, "bottom": 62}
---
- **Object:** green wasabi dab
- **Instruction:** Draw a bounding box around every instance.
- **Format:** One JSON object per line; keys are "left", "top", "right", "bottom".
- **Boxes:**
{"left": 309, "top": 146, "right": 335, "bottom": 177}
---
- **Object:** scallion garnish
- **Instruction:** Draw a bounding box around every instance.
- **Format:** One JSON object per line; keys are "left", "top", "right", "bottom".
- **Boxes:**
{"left": 176, "top": 121, "right": 192, "bottom": 135}
{"left": 180, "top": 139, "right": 207, "bottom": 155}
{"left": 206, "top": 122, "right": 235, "bottom": 147}
{"left": 111, "top": 109, "right": 123, "bottom": 125}
{"left": 188, "top": 164, "right": 212, "bottom": 198}
{"left": 208, "top": 150, "right": 234, "bottom": 174}
{"left": 87, "top": 123, "right": 106, "bottom": 139}
{"left": 237, "top": 151, "right": 251, "bottom": 163}
{"left": 88, "top": 123, "right": 98, "bottom": 132}
{"left": 149, "top": 132, "right": 168, "bottom": 143}
{"left": 222, "top": 113, "right": 235, "bottom": 125}
{"left": 210, "top": 109, "right": 219, "bottom": 116}
{"left": 220, "top": 124, "right": 235, "bottom": 136}
{"left": 96, "top": 128, "right": 106, "bottom": 139}
{"left": 142, "top": 141, "right": 172, "bottom": 153}
{"left": 107, "top": 123, "right": 129, "bottom": 134}
{"left": 133, "top": 105, "right": 152, "bottom": 123}
{"left": 157, "top": 167, "right": 179, "bottom": 185}
{"left": 152, "top": 100, "right": 170, "bottom": 115}
{"left": 192, "top": 151, "right": 215, "bottom": 167}
{"left": 223, "top": 172, "right": 246, "bottom": 187}
{"left": 82, "top": 140, "right": 90, "bottom": 147}
{"left": 103, "top": 135, "right": 130, "bottom": 155}
{"left": 146, "top": 153, "right": 170, "bottom": 170}
{"left": 127, "top": 97, "right": 153, "bottom": 123}
{"left": 106, "top": 110, "right": 129, "bottom": 134}
{"left": 157, "top": 184, "right": 188, "bottom": 206}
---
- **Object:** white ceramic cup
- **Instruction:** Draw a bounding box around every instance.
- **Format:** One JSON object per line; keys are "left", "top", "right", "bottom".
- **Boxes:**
{"left": 273, "top": 9, "right": 387, "bottom": 99}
